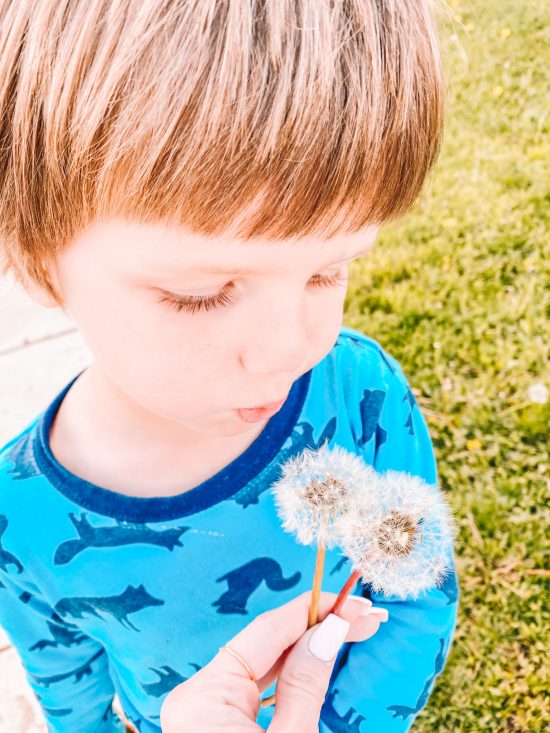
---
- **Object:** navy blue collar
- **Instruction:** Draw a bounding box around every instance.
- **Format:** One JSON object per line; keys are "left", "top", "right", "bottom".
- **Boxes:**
{"left": 34, "top": 368, "right": 311, "bottom": 522}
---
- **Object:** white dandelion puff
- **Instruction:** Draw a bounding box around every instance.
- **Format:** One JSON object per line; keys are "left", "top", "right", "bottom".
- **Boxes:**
{"left": 263, "top": 442, "right": 370, "bottom": 709}
{"left": 528, "top": 382, "right": 548, "bottom": 405}
{"left": 332, "top": 469, "right": 456, "bottom": 605}
{"left": 271, "top": 441, "right": 371, "bottom": 547}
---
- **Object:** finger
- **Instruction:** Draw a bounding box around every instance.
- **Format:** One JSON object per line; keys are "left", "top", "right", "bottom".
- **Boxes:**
{"left": 267, "top": 614, "right": 351, "bottom": 732}
{"left": 256, "top": 604, "right": 388, "bottom": 692}
{"left": 211, "top": 590, "right": 380, "bottom": 686}
{"left": 255, "top": 646, "right": 291, "bottom": 692}
{"left": 344, "top": 605, "right": 388, "bottom": 641}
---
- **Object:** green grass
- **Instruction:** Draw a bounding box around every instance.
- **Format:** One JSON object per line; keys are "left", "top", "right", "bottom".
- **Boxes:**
{"left": 343, "top": 1, "right": 549, "bottom": 730}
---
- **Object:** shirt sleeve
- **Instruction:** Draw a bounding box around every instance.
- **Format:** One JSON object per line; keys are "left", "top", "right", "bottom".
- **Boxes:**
{"left": 0, "top": 556, "right": 126, "bottom": 733}
{"left": 319, "top": 362, "right": 460, "bottom": 732}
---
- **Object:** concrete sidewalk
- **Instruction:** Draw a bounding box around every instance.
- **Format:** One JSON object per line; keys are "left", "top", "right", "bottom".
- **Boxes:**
{"left": 0, "top": 275, "right": 132, "bottom": 731}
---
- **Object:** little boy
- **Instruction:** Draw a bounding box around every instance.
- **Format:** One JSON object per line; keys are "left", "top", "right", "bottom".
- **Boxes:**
{"left": 0, "top": 1, "right": 459, "bottom": 732}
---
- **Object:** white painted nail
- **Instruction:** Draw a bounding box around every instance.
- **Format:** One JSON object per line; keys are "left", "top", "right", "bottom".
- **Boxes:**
{"left": 349, "top": 596, "right": 373, "bottom": 615}
{"left": 308, "top": 614, "right": 351, "bottom": 662}
{"left": 362, "top": 606, "right": 389, "bottom": 622}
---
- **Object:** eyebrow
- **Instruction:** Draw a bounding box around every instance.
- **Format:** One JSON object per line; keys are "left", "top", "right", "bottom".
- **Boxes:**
{"left": 149, "top": 242, "right": 374, "bottom": 276}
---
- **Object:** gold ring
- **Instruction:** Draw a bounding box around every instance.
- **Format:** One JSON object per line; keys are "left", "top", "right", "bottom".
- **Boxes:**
{"left": 219, "top": 645, "right": 256, "bottom": 682}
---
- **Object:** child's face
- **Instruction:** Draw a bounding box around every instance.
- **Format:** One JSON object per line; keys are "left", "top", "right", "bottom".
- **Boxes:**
{"left": 43, "top": 218, "right": 378, "bottom": 438}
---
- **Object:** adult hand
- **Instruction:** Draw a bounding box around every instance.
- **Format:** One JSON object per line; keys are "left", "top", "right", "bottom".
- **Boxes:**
{"left": 160, "top": 590, "right": 388, "bottom": 732}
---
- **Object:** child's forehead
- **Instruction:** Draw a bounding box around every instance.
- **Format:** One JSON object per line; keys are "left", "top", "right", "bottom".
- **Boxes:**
{"left": 81, "top": 218, "right": 378, "bottom": 276}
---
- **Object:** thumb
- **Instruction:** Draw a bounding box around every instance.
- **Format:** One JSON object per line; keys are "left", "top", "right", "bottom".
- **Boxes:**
{"left": 267, "top": 613, "right": 350, "bottom": 733}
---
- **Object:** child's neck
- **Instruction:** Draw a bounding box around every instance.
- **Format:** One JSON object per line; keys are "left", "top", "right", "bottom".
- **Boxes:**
{"left": 48, "top": 364, "right": 268, "bottom": 499}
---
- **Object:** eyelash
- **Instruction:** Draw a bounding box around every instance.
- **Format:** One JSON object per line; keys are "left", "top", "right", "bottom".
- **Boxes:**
{"left": 158, "top": 270, "right": 348, "bottom": 315}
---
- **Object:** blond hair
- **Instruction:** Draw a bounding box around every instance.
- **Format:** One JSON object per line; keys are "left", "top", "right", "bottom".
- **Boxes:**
{"left": 0, "top": 0, "right": 445, "bottom": 306}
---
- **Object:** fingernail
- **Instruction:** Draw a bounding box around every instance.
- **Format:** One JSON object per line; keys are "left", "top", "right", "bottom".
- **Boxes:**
{"left": 308, "top": 614, "right": 351, "bottom": 662}
{"left": 361, "top": 606, "right": 389, "bottom": 622}
{"left": 349, "top": 596, "right": 373, "bottom": 614}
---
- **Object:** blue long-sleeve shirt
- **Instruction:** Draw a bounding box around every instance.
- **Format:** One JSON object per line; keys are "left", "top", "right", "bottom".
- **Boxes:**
{"left": 0, "top": 325, "right": 459, "bottom": 732}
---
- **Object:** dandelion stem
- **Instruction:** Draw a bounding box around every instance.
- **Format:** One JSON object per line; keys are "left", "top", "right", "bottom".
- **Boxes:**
{"left": 330, "top": 569, "right": 362, "bottom": 616}
{"left": 308, "top": 541, "right": 326, "bottom": 627}
{"left": 260, "top": 540, "right": 327, "bottom": 708}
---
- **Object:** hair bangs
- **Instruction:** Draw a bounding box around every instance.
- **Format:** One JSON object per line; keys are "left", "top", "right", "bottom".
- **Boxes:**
{"left": 0, "top": 0, "right": 445, "bottom": 303}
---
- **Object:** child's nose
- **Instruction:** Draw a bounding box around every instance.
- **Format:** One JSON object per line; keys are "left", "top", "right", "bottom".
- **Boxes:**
{"left": 239, "top": 296, "right": 309, "bottom": 375}
{"left": 240, "top": 333, "right": 307, "bottom": 376}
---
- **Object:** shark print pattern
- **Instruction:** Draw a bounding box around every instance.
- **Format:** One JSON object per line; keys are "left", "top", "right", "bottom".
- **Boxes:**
{"left": 322, "top": 688, "right": 366, "bottom": 732}
{"left": 213, "top": 557, "right": 301, "bottom": 614}
{"left": 140, "top": 663, "right": 202, "bottom": 697}
{"left": 386, "top": 637, "right": 447, "bottom": 720}
{"left": 0, "top": 515, "right": 23, "bottom": 574}
{"left": 54, "top": 585, "right": 165, "bottom": 631}
{"left": 232, "top": 416, "right": 337, "bottom": 508}
{"left": 54, "top": 513, "right": 190, "bottom": 564}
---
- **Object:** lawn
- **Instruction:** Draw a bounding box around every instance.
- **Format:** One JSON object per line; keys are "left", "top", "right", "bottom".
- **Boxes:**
{"left": 343, "top": 1, "right": 549, "bottom": 731}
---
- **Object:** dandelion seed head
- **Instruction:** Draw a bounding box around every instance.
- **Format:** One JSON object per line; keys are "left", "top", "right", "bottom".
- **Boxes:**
{"left": 335, "top": 469, "right": 456, "bottom": 600}
{"left": 271, "top": 441, "right": 370, "bottom": 547}
{"left": 376, "top": 510, "right": 420, "bottom": 557}
{"left": 528, "top": 382, "right": 548, "bottom": 404}
{"left": 304, "top": 475, "right": 349, "bottom": 515}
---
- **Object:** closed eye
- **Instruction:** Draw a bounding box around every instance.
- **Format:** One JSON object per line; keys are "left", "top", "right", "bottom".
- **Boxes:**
{"left": 157, "top": 269, "right": 348, "bottom": 315}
